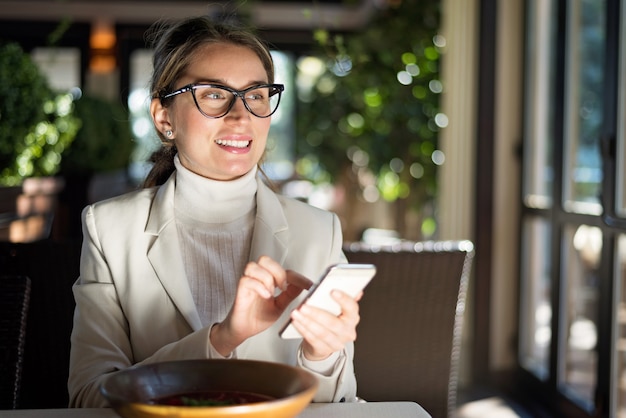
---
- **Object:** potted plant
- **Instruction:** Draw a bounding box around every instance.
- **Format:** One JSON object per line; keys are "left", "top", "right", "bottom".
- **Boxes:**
{"left": 55, "top": 93, "right": 134, "bottom": 238}
{"left": 0, "top": 41, "right": 81, "bottom": 241}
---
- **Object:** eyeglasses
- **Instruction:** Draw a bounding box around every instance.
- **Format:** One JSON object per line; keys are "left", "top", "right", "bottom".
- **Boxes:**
{"left": 160, "top": 83, "right": 284, "bottom": 119}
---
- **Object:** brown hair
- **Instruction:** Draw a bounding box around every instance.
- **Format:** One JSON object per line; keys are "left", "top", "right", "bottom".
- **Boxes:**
{"left": 142, "top": 16, "right": 275, "bottom": 188}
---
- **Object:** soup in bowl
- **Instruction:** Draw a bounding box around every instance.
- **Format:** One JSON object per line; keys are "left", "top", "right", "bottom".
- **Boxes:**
{"left": 100, "top": 359, "right": 319, "bottom": 418}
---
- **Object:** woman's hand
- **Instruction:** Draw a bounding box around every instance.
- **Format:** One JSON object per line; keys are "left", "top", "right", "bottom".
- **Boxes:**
{"left": 210, "top": 256, "right": 311, "bottom": 356}
{"left": 290, "top": 290, "right": 363, "bottom": 361}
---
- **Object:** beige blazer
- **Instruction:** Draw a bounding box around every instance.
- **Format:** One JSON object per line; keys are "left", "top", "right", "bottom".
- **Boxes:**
{"left": 68, "top": 173, "right": 355, "bottom": 407}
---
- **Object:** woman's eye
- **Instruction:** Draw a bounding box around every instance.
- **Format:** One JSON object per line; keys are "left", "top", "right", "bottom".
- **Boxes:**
{"left": 204, "top": 92, "right": 223, "bottom": 100}
{"left": 197, "top": 88, "right": 224, "bottom": 100}
{"left": 246, "top": 92, "right": 264, "bottom": 101}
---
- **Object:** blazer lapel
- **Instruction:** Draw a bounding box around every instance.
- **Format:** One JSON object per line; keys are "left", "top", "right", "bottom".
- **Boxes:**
{"left": 143, "top": 175, "right": 289, "bottom": 331}
{"left": 250, "top": 178, "right": 289, "bottom": 264}
{"left": 145, "top": 174, "right": 203, "bottom": 331}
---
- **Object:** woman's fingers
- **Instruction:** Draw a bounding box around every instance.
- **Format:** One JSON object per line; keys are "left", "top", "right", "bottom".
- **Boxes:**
{"left": 274, "top": 271, "right": 311, "bottom": 311}
{"left": 258, "top": 256, "right": 288, "bottom": 290}
{"left": 291, "top": 290, "right": 361, "bottom": 360}
{"left": 242, "top": 256, "right": 288, "bottom": 296}
{"left": 238, "top": 274, "right": 272, "bottom": 299}
{"left": 333, "top": 290, "right": 361, "bottom": 324}
{"left": 293, "top": 309, "right": 344, "bottom": 356}
{"left": 285, "top": 270, "right": 314, "bottom": 291}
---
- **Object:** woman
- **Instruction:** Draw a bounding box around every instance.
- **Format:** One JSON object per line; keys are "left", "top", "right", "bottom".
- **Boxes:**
{"left": 68, "top": 16, "right": 360, "bottom": 407}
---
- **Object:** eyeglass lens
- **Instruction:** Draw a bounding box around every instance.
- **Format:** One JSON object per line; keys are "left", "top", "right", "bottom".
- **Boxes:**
{"left": 193, "top": 85, "right": 281, "bottom": 118}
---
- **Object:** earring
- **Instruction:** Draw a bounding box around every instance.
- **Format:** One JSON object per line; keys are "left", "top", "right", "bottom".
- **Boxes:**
{"left": 165, "top": 130, "right": 173, "bottom": 138}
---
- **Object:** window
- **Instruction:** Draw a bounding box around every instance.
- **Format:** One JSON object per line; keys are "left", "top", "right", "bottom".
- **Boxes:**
{"left": 613, "top": 2, "right": 626, "bottom": 416}
{"left": 562, "top": 0, "right": 604, "bottom": 215}
{"left": 614, "top": 235, "right": 626, "bottom": 416}
{"left": 522, "top": 0, "right": 556, "bottom": 209}
{"left": 616, "top": 0, "right": 626, "bottom": 217}
{"left": 519, "top": 217, "right": 552, "bottom": 380}
{"left": 30, "top": 47, "right": 81, "bottom": 92}
{"left": 559, "top": 224, "right": 601, "bottom": 409}
{"left": 519, "top": 0, "right": 622, "bottom": 416}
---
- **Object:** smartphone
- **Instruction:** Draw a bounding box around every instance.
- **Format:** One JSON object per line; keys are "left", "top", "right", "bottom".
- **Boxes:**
{"left": 279, "top": 263, "right": 376, "bottom": 339}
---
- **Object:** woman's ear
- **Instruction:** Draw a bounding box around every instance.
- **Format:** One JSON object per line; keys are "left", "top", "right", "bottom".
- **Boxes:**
{"left": 150, "top": 98, "right": 173, "bottom": 137}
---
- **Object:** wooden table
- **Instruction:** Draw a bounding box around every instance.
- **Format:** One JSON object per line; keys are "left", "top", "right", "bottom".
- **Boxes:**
{"left": 0, "top": 402, "right": 430, "bottom": 418}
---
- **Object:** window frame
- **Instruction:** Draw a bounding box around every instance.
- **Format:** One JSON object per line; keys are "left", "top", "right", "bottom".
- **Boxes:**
{"left": 515, "top": 0, "right": 622, "bottom": 416}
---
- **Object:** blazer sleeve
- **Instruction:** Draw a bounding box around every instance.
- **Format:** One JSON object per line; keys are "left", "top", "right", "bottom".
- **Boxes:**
{"left": 316, "top": 213, "right": 357, "bottom": 403}
{"left": 291, "top": 210, "right": 357, "bottom": 403}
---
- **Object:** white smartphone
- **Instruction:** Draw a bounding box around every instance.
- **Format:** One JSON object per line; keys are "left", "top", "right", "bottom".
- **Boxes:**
{"left": 279, "top": 263, "right": 376, "bottom": 339}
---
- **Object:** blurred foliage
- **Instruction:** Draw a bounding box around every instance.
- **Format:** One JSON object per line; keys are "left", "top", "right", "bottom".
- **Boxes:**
{"left": 296, "top": 0, "right": 442, "bottom": 236}
{"left": 60, "top": 94, "right": 134, "bottom": 175}
{"left": 0, "top": 41, "right": 81, "bottom": 186}
{"left": 0, "top": 40, "right": 132, "bottom": 187}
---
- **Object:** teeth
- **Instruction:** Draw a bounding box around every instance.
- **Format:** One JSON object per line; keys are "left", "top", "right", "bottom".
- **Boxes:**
{"left": 216, "top": 139, "right": 250, "bottom": 148}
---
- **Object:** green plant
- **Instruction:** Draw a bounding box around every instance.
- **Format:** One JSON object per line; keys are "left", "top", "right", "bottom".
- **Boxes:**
{"left": 0, "top": 41, "right": 80, "bottom": 186}
{"left": 296, "top": 0, "right": 442, "bottom": 238}
{"left": 60, "top": 94, "right": 134, "bottom": 175}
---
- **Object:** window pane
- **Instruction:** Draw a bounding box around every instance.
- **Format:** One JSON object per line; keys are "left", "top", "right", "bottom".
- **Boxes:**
{"left": 264, "top": 51, "right": 295, "bottom": 181}
{"left": 559, "top": 224, "right": 601, "bottom": 410}
{"left": 562, "top": 0, "right": 605, "bottom": 214}
{"left": 522, "top": 0, "right": 556, "bottom": 209}
{"left": 127, "top": 49, "right": 157, "bottom": 184}
{"left": 616, "top": 0, "right": 626, "bottom": 216}
{"left": 519, "top": 216, "right": 552, "bottom": 379}
{"left": 613, "top": 235, "right": 626, "bottom": 417}
{"left": 31, "top": 47, "right": 80, "bottom": 92}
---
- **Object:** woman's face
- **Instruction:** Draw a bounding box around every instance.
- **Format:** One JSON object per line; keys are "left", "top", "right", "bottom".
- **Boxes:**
{"left": 159, "top": 42, "right": 272, "bottom": 181}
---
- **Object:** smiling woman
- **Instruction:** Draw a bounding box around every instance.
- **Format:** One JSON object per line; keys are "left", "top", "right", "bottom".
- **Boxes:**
{"left": 126, "top": 49, "right": 295, "bottom": 185}
{"left": 149, "top": 41, "right": 274, "bottom": 181}
{"left": 68, "top": 16, "right": 361, "bottom": 409}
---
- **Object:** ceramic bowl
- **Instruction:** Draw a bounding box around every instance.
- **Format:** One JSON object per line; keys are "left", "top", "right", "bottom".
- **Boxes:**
{"left": 100, "top": 359, "right": 319, "bottom": 418}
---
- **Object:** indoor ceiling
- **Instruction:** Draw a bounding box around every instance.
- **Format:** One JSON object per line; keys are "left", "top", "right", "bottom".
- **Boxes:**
{"left": 0, "top": 0, "right": 382, "bottom": 31}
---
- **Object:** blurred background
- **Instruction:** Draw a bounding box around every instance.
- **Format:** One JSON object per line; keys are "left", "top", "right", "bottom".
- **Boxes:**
{"left": 0, "top": 0, "right": 625, "bottom": 417}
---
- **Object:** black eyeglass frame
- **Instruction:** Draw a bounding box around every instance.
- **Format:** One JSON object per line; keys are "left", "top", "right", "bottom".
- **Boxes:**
{"left": 160, "top": 83, "right": 285, "bottom": 119}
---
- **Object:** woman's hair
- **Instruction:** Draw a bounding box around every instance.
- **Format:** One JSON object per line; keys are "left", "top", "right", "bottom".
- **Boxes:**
{"left": 142, "top": 16, "right": 275, "bottom": 188}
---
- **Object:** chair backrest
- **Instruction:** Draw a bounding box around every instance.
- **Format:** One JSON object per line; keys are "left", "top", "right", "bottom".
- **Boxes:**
{"left": 0, "top": 239, "right": 81, "bottom": 409}
{"left": 344, "top": 240, "right": 474, "bottom": 418}
{"left": 0, "top": 275, "right": 32, "bottom": 409}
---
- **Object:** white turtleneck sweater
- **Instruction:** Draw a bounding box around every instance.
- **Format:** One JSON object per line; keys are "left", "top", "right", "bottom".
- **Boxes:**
{"left": 173, "top": 156, "right": 257, "bottom": 328}
{"left": 172, "top": 156, "right": 339, "bottom": 375}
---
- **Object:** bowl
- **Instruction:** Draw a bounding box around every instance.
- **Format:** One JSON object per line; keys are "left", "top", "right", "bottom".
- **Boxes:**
{"left": 100, "top": 359, "right": 319, "bottom": 418}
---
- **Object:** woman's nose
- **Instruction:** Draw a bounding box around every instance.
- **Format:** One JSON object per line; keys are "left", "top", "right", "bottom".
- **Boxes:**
{"left": 226, "top": 95, "right": 250, "bottom": 119}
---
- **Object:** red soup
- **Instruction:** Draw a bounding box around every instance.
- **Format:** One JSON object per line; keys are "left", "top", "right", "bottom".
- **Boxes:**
{"left": 153, "top": 390, "right": 275, "bottom": 407}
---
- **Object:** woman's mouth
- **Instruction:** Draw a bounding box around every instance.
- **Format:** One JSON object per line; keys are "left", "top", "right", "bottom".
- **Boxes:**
{"left": 215, "top": 139, "right": 251, "bottom": 149}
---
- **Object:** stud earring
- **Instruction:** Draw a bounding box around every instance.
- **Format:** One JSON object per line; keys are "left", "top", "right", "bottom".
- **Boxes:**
{"left": 165, "top": 130, "right": 173, "bottom": 138}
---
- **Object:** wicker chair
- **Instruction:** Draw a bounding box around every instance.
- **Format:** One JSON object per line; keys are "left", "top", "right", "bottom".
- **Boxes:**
{"left": 0, "top": 239, "right": 81, "bottom": 409}
{"left": 0, "top": 275, "right": 32, "bottom": 409}
{"left": 344, "top": 240, "right": 475, "bottom": 418}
